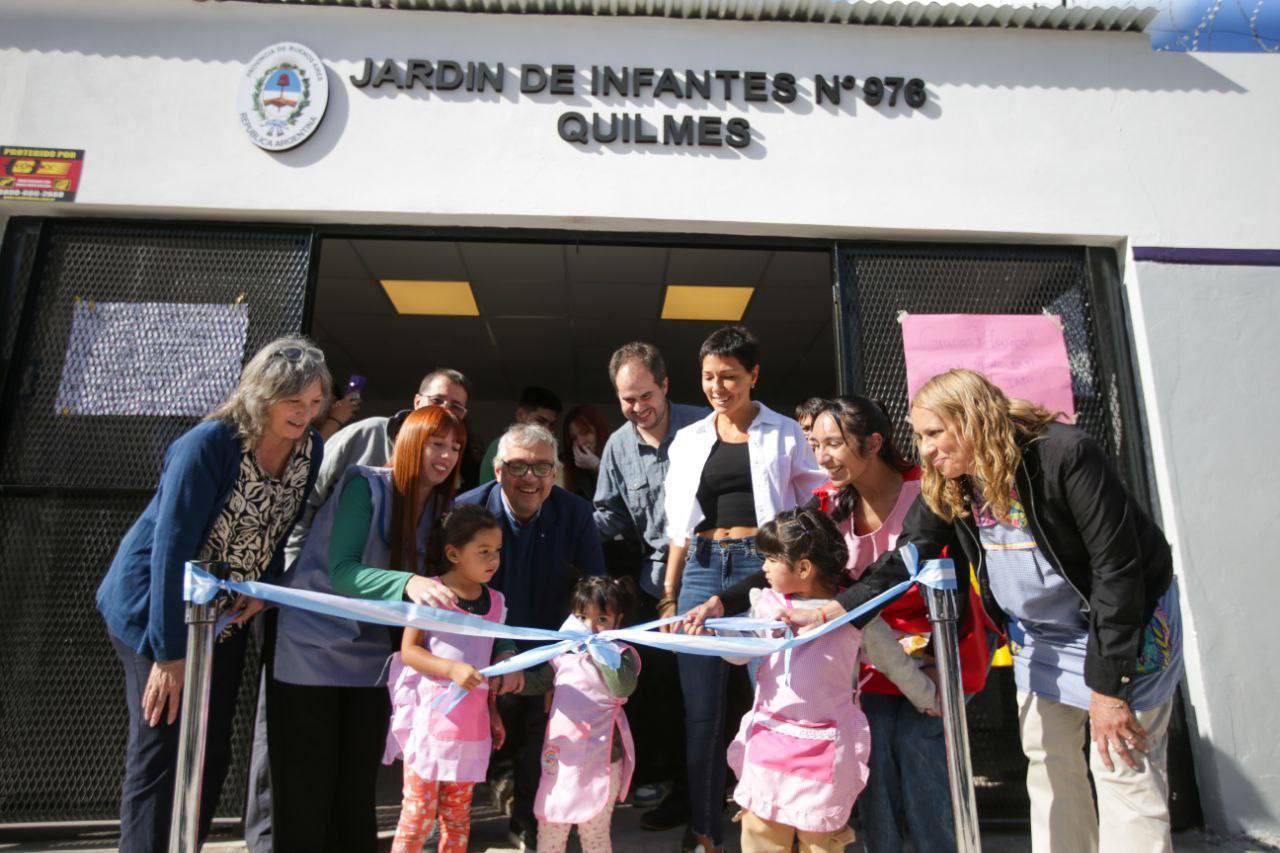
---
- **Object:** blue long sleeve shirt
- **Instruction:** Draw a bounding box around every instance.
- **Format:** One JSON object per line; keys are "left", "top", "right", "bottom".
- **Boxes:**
{"left": 453, "top": 481, "right": 605, "bottom": 635}
{"left": 96, "top": 419, "right": 322, "bottom": 662}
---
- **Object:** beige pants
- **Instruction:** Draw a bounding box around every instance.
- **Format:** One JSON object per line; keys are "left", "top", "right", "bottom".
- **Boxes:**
{"left": 739, "top": 810, "right": 856, "bottom": 853}
{"left": 1018, "top": 691, "right": 1174, "bottom": 853}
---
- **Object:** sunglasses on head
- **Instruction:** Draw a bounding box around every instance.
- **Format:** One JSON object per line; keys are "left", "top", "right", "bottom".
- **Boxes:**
{"left": 274, "top": 345, "right": 325, "bottom": 364}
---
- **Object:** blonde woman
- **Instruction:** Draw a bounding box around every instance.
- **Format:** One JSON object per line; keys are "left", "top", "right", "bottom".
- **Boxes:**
{"left": 785, "top": 369, "right": 1182, "bottom": 853}
{"left": 97, "top": 337, "right": 329, "bottom": 853}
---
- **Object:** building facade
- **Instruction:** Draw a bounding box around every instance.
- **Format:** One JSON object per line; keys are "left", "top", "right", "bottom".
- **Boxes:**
{"left": 1, "top": 0, "right": 1278, "bottom": 841}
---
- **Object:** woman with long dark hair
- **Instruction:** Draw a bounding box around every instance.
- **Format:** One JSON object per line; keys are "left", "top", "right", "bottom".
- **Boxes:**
{"left": 269, "top": 405, "right": 484, "bottom": 852}
{"left": 689, "top": 395, "right": 996, "bottom": 852}
{"left": 559, "top": 403, "right": 611, "bottom": 502}
{"left": 784, "top": 370, "right": 1183, "bottom": 851}
{"left": 97, "top": 336, "right": 329, "bottom": 852}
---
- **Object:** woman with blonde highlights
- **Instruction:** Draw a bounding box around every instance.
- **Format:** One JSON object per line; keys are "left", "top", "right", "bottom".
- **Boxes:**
{"left": 97, "top": 336, "right": 329, "bottom": 852}
{"left": 785, "top": 369, "right": 1183, "bottom": 853}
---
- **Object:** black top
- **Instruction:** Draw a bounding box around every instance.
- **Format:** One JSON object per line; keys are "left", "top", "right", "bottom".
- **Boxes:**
{"left": 454, "top": 586, "right": 492, "bottom": 616}
{"left": 694, "top": 440, "right": 756, "bottom": 532}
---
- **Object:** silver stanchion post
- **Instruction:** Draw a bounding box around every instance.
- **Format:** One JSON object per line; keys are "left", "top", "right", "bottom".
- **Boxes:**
{"left": 924, "top": 573, "right": 983, "bottom": 853}
{"left": 169, "top": 560, "right": 230, "bottom": 853}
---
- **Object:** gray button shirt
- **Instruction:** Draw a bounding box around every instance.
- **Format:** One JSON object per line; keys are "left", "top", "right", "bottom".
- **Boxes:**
{"left": 592, "top": 403, "right": 708, "bottom": 597}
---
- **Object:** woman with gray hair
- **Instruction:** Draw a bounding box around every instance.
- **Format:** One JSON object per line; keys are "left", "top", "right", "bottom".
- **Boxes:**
{"left": 96, "top": 336, "right": 330, "bottom": 853}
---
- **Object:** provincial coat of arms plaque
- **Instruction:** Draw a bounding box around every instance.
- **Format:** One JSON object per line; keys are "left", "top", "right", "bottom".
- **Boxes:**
{"left": 237, "top": 43, "right": 329, "bottom": 151}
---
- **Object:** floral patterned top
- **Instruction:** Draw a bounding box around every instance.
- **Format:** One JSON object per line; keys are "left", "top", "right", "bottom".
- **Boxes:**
{"left": 198, "top": 437, "right": 313, "bottom": 634}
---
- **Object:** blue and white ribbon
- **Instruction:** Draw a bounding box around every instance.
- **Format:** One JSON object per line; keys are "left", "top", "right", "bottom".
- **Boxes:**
{"left": 184, "top": 543, "right": 958, "bottom": 713}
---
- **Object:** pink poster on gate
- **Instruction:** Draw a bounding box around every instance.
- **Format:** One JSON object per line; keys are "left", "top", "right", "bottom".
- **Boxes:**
{"left": 900, "top": 313, "right": 1076, "bottom": 419}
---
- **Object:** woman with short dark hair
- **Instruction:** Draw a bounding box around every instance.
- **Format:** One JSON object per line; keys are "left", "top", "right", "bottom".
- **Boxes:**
{"left": 660, "top": 325, "right": 825, "bottom": 853}
{"left": 96, "top": 336, "right": 329, "bottom": 852}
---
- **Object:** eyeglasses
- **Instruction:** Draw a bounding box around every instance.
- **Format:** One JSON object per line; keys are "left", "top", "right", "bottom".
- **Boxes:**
{"left": 274, "top": 345, "right": 325, "bottom": 364}
{"left": 500, "top": 460, "right": 555, "bottom": 478}
{"left": 423, "top": 395, "right": 468, "bottom": 417}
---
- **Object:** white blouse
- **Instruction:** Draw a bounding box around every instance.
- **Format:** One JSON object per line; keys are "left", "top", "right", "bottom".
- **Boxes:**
{"left": 663, "top": 402, "right": 826, "bottom": 546}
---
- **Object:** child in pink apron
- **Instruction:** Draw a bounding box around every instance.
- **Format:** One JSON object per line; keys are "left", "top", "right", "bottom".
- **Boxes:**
{"left": 524, "top": 576, "right": 640, "bottom": 853}
{"left": 724, "top": 507, "right": 925, "bottom": 853}
{"left": 383, "top": 505, "right": 518, "bottom": 853}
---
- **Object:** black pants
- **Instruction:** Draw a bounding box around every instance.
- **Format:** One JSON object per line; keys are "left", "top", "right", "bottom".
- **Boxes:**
{"left": 495, "top": 693, "right": 550, "bottom": 828}
{"left": 110, "top": 626, "right": 248, "bottom": 853}
{"left": 626, "top": 592, "right": 688, "bottom": 790}
{"left": 266, "top": 678, "right": 390, "bottom": 853}
{"left": 243, "top": 613, "right": 274, "bottom": 853}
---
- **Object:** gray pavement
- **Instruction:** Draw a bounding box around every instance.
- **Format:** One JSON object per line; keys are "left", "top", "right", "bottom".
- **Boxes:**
{"left": 2, "top": 804, "right": 1275, "bottom": 853}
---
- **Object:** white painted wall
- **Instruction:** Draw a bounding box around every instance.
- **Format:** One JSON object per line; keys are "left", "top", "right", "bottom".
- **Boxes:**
{"left": 3, "top": 0, "right": 1280, "bottom": 837}
{"left": 0, "top": 0, "right": 1277, "bottom": 248}
{"left": 1128, "top": 261, "right": 1280, "bottom": 841}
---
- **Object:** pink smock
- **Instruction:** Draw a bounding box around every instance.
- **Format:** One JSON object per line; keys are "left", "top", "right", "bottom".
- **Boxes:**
{"left": 534, "top": 620, "right": 640, "bottom": 825}
{"left": 727, "top": 588, "right": 872, "bottom": 833}
{"left": 383, "top": 587, "right": 506, "bottom": 783}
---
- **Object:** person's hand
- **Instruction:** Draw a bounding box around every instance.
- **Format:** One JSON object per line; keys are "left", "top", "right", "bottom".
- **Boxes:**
{"left": 572, "top": 443, "right": 600, "bottom": 472}
{"left": 657, "top": 595, "right": 680, "bottom": 633}
{"left": 405, "top": 576, "right": 457, "bottom": 609}
{"left": 328, "top": 395, "right": 361, "bottom": 427}
{"left": 225, "top": 595, "right": 265, "bottom": 626}
{"left": 447, "top": 662, "right": 484, "bottom": 690}
{"left": 1090, "top": 691, "right": 1148, "bottom": 771}
{"left": 493, "top": 670, "right": 525, "bottom": 695}
{"left": 779, "top": 602, "right": 840, "bottom": 635}
{"left": 143, "top": 659, "right": 186, "bottom": 727}
{"left": 682, "top": 596, "right": 724, "bottom": 636}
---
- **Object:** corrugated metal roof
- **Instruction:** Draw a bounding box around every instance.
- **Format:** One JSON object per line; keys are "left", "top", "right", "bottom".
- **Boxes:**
{"left": 225, "top": 0, "right": 1160, "bottom": 32}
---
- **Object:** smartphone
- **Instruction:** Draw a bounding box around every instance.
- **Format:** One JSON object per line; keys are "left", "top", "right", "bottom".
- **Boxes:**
{"left": 345, "top": 374, "right": 367, "bottom": 402}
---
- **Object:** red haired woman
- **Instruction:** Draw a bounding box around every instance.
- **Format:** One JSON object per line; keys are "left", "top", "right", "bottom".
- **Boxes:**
{"left": 560, "top": 404, "right": 612, "bottom": 501}
{"left": 270, "top": 406, "right": 516, "bottom": 852}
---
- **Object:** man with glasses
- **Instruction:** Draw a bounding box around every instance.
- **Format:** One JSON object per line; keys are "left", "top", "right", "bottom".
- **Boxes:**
{"left": 478, "top": 385, "right": 562, "bottom": 484}
{"left": 243, "top": 367, "right": 470, "bottom": 853}
{"left": 455, "top": 422, "right": 606, "bottom": 850}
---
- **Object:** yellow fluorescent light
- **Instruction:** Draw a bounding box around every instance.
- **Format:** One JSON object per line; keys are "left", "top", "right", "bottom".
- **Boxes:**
{"left": 380, "top": 280, "right": 479, "bottom": 316}
{"left": 661, "top": 285, "right": 754, "bottom": 321}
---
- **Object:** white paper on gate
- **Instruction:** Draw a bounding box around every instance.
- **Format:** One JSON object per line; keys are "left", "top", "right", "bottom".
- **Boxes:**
{"left": 54, "top": 301, "right": 249, "bottom": 416}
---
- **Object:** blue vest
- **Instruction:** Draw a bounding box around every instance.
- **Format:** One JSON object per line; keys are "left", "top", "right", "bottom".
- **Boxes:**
{"left": 272, "top": 465, "right": 433, "bottom": 687}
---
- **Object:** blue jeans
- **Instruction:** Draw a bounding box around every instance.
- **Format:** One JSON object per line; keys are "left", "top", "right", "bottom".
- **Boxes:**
{"left": 859, "top": 692, "right": 956, "bottom": 853}
{"left": 676, "top": 536, "right": 763, "bottom": 845}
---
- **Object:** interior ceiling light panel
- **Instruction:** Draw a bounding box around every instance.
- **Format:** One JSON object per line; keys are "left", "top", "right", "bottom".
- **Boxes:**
{"left": 380, "top": 280, "right": 480, "bottom": 316}
{"left": 661, "top": 285, "right": 754, "bottom": 321}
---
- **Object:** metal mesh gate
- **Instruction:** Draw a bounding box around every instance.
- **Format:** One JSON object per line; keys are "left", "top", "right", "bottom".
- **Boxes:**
{"left": 835, "top": 242, "right": 1144, "bottom": 820}
{"left": 0, "top": 221, "right": 313, "bottom": 824}
{"left": 837, "top": 244, "right": 1139, "bottom": 480}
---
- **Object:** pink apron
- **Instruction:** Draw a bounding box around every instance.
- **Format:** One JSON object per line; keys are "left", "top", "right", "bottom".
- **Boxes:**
{"left": 383, "top": 587, "right": 506, "bottom": 783}
{"left": 727, "top": 588, "right": 871, "bottom": 833}
{"left": 534, "top": 629, "right": 640, "bottom": 825}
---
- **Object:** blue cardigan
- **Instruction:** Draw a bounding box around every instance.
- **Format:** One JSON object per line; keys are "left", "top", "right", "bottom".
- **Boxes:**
{"left": 453, "top": 481, "right": 605, "bottom": 634}
{"left": 96, "top": 419, "right": 323, "bottom": 662}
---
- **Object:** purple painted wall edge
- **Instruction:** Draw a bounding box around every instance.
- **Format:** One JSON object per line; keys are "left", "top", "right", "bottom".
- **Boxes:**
{"left": 1134, "top": 248, "right": 1280, "bottom": 266}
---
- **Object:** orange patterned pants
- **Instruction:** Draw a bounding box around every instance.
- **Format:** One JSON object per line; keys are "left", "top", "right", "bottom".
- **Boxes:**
{"left": 390, "top": 766, "right": 475, "bottom": 853}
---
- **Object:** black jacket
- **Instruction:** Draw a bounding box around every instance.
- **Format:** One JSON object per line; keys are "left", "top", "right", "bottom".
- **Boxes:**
{"left": 838, "top": 422, "right": 1173, "bottom": 699}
